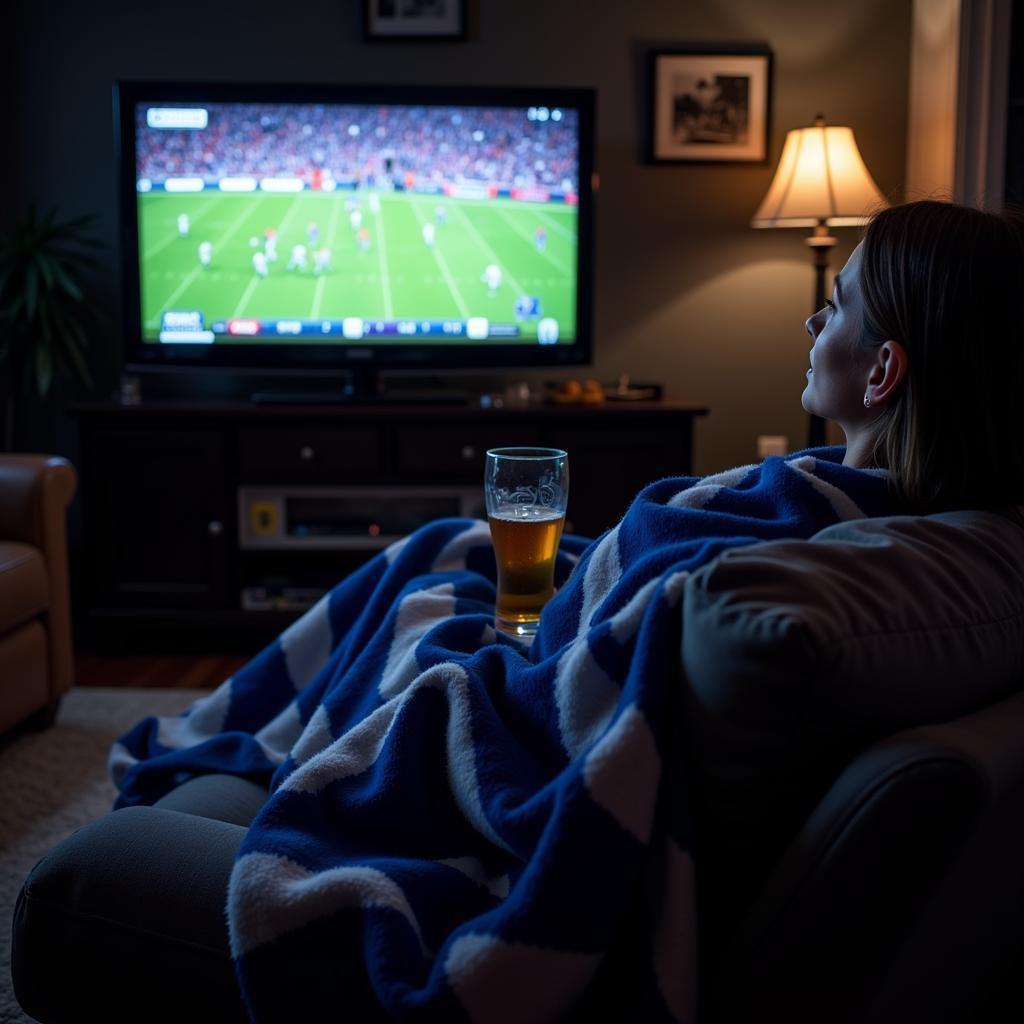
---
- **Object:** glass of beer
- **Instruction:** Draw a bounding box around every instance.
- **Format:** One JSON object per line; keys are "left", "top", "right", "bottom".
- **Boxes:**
{"left": 484, "top": 447, "right": 568, "bottom": 639}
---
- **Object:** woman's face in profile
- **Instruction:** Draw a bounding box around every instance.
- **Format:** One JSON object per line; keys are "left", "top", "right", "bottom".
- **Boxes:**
{"left": 801, "top": 243, "right": 878, "bottom": 430}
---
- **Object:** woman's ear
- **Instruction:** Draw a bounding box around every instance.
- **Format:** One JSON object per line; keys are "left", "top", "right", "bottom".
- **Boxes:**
{"left": 865, "top": 340, "right": 909, "bottom": 407}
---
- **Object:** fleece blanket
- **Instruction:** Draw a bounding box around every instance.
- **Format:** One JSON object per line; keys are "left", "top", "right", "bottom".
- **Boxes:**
{"left": 111, "top": 448, "right": 892, "bottom": 1022}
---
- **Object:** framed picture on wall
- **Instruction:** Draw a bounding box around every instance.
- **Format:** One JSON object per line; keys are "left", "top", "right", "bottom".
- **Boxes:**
{"left": 649, "top": 48, "right": 772, "bottom": 163}
{"left": 364, "top": 0, "right": 467, "bottom": 40}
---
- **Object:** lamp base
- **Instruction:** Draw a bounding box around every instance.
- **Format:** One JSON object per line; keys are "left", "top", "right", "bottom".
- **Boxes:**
{"left": 807, "top": 223, "right": 835, "bottom": 450}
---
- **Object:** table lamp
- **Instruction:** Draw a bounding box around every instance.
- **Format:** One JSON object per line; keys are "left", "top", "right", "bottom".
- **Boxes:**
{"left": 751, "top": 115, "right": 888, "bottom": 447}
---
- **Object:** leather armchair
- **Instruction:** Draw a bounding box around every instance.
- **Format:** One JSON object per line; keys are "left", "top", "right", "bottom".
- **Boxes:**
{"left": 0, "top": 454, "right": 77, "bottom": 733}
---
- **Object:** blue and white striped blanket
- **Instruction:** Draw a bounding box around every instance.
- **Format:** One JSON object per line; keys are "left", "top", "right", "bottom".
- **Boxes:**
{"left": 111, "top": 448, "right": 892, "bottom": 1022}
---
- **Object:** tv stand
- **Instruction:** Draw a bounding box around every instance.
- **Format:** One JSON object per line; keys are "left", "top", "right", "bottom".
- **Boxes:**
{"left": 70, "top": 398, "right": 708, "bottom": 650}
{"left": 250, "top": 389, "right": 350, "bottom": 405}
{"left": 250, "top": 388, "right": 468, "bottom": 406}
{"left": 250, "top": 368, "right": 468, "bottom": 406}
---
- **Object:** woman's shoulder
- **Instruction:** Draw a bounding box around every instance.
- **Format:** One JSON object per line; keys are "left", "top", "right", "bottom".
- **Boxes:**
{"left": 781, "top": 444, "right": 848, "bottom": 465}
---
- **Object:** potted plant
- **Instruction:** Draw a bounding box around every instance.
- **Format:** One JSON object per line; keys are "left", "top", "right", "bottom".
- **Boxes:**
{"left": 0, "top": 206, "right": 101, "bottom": 450}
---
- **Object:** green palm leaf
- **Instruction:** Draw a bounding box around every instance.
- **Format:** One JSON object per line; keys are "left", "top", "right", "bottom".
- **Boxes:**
{"left": 61, "top": 329, "right": 93, "bottom": 388}
{"left": 0, "top": 205, "right": 102, "bottom": 399}
{"left": 34, "top": 343, "right": 53, "bottom": 396}
{"left": 49, "top": 259, "right": 84, "bottom": 301}
{"left": 34, "top": 251, "right": 55, "bottom": 291}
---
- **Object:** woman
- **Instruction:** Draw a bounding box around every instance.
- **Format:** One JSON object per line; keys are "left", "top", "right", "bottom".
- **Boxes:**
{"left": 804, "top": 200, "right": 1024, "bottom": 509}
{"left": 106, "top": 201, "right": 1024, "bottom": 1022}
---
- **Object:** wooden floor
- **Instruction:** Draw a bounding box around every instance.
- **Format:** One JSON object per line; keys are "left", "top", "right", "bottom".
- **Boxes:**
{"left": 74, "top": 653, "right": 250, "bottom": 689}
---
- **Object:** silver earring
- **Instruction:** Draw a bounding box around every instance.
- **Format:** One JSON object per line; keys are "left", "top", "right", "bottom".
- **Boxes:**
{"left": 863, "top": 395, "right": 871, "bottom": 408}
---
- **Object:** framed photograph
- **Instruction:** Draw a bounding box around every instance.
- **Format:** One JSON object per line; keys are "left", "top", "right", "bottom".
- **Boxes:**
{"left": 649, "top": 49, "right": 772, "bottom": 163}
{"left": 364, "top": 0, "right": 467, "bottom": 40}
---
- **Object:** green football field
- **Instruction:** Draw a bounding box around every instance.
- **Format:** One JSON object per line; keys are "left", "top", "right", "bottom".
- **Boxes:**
{"left": 138, "top": 190, "right": 578, "bottom": 343}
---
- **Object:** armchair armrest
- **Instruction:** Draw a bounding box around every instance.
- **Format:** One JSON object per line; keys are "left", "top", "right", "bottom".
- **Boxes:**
{"left": 0, "top": 455, "right": 77, "bottom": 696}
{"left": 713, "top": 692, "right": 1024, "bottom": 1023}
{"left": 0, "top": 455, "right": 77, "bottom": 546}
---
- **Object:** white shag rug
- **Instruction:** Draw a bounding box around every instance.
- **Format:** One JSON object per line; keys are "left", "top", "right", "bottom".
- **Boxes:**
{"left": 0, "top": 687, "right": 206, "bottom": 1024}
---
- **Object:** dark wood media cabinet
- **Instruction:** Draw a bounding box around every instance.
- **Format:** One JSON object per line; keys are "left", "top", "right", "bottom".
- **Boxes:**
{"left": 71, "top": 399, "right": 707, "bottom": 649}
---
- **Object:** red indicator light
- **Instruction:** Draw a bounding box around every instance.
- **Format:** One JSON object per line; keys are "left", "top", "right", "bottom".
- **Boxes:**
{"left": 228, "top": 318, "right": 260, "bottom": 336}
{"left": 368, "top": 523, "right": 381, "bottom": 537}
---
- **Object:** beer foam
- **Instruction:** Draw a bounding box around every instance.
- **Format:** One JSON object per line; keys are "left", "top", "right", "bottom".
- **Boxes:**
{"left": 489, "top": 506, "right": 565, "bottom": 522}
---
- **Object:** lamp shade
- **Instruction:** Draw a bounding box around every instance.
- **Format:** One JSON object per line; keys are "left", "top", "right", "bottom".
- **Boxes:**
{"left": 751, "top": 119, "right": 888, "bottom": 228}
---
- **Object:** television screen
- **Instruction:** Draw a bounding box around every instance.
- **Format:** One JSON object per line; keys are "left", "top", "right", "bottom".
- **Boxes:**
{"left": 115, "top": 82, "right": 595, "bottom": 378}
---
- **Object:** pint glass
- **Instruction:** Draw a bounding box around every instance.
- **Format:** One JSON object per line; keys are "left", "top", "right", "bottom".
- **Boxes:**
{"left": 484, "top": 447, "right": 569, "bottom": 638}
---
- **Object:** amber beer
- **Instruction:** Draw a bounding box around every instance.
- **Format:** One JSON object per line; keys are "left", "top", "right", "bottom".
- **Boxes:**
{"left": 489, "top": 507, "right": 565, "bottom": 632}
{"left": 484, "top": 446, "right": 568, "bottom": 638}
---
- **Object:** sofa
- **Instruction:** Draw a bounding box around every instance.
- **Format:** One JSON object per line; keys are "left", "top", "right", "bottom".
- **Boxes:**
{"left": 0, "top": 454, "right": 77, "bottom": 734}
{"left": 12, "top": 506, "right": 1024, "bottom": 1022}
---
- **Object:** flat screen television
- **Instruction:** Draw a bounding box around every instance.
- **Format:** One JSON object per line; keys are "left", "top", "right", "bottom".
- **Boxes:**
{"left": 114, "top": 80, "right": 596, "bottom": 397}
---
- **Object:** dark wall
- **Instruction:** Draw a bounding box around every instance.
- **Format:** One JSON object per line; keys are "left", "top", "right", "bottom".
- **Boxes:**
{"left": 1005, "top": 0, "right": 1024, "bottom": 209}
{"left": 8, "top": 0, "right": 912, "bottom": 472}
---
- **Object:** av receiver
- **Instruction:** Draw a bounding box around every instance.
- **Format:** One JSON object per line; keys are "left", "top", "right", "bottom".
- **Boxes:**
{"left": 238, "top": 485, "right": 483, "bottom": 551}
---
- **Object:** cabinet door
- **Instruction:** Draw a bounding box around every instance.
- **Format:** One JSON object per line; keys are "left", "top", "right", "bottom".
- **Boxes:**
{"left": 88, "top": 429, "right": 230, "bottom": 606}
{"left": 394, "top": 422, "right": 542, "bottom": 481}
{"left": 557, "top": 425, "right": 690, "bottom": 538}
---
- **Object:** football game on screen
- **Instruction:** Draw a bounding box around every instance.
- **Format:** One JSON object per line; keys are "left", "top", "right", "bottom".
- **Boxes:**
{"left": 135, "top": 101, "right": 580, "bottom": 347}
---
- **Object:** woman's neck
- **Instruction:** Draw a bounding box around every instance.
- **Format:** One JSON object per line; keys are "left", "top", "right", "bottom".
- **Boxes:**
{"left": 842, "top": 430, "right": 877, "bottom": 469}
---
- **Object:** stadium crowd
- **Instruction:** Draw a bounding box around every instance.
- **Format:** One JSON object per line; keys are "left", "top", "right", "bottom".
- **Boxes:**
{"left": 136, "top": 103, "right": 579, "bottom": 193}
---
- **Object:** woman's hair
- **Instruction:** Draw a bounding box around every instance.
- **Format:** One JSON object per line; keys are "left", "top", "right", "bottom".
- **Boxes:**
{"left": 859, "top": 200, "right": 1024, "bottom": 511}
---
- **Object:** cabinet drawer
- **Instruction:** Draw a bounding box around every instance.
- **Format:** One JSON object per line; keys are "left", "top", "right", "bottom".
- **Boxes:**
{"left": 239, "top": 426, "right": 380, "bottom": 480}
{"left": 395, "top": 423, "right": 541, "bottom": 480}
{"left": 88, "top": 428, "right": 230, "bottom": 606}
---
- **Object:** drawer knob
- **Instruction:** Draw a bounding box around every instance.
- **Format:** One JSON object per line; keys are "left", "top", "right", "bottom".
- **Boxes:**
{"left": 208, "top": 520, "right": 224, "bottom": 536}
{"left": 299, "top": 445, "right": 315, "bottom": 462}
{"left": 461, "top": 445, "right": 476, "bottom": 461}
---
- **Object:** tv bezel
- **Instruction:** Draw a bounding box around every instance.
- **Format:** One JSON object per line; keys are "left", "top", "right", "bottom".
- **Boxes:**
{"left": 114, "top": 79, "right": 596, "bottom": 379}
